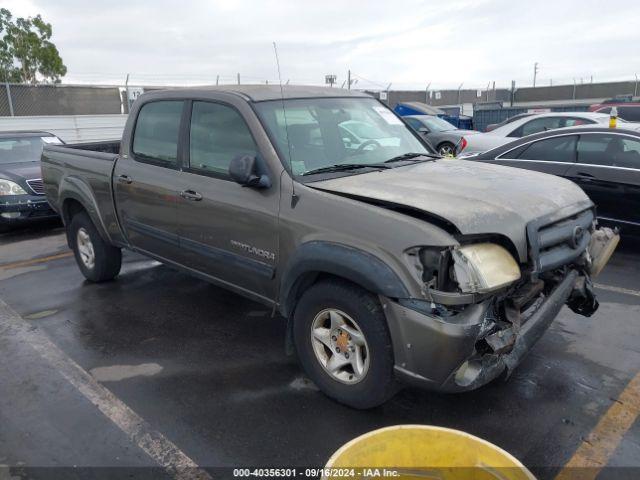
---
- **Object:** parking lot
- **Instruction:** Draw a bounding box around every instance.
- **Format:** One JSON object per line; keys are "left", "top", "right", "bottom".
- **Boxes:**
{"left": 0, "top": 222, "right": 638, "bottom": 479}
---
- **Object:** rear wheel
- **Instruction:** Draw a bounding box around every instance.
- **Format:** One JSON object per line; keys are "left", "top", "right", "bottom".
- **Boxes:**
{"left": 293, "top": 279, "right": 397, "bottom": 409}
{"left": 69, "top": 211, "right": 121, "bottom": 282}
{"left": 437, "top": 142, "right": 456, "bottom": 156}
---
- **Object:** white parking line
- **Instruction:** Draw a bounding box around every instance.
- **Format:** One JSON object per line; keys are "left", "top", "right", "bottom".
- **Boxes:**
{"left": 594, "top": 283, "right": 640, "bottom": 298}
{"left": 0, "top": 299, "right": 212, "bottom": 480}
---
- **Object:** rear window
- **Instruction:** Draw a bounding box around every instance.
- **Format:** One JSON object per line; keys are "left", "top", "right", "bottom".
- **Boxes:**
{"left": 132, "top": 101, "right": 184, "bottom": 166}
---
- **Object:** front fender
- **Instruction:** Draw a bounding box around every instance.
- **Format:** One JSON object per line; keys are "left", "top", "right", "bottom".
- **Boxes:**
{"left": 279, "top": 241, "right": 410, "bottom": 318}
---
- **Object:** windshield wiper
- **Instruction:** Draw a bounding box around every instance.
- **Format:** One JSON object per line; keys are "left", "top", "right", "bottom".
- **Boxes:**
{"left": 384, "top": 152, "right": 440, "bottom": 163}
{"left": 301, "top": 163, "right": 391, "bottom": 176}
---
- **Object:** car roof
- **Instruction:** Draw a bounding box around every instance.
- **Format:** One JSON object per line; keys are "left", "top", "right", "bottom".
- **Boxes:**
{"left": 142, "top": 85, "right": 371, "bottom": 102}
{"left": 0, "top": 130, "right": 56, "bottom": 139}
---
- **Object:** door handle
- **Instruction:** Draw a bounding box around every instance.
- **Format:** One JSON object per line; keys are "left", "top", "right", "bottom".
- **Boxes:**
{"left": 118, "top": 174, "right": 133, "bottom": 184}
{"left": 180, "top": 189, "right": 203, "bottom": 201}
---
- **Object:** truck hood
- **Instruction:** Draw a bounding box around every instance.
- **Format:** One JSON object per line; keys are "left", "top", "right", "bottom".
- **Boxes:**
{"left": 309, "top": 159, "right": 592, "bottom": 261}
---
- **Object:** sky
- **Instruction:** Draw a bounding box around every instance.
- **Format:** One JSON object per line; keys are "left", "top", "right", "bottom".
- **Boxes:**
{"left": 4, "top": 0, "right": 640, "bottom": 90}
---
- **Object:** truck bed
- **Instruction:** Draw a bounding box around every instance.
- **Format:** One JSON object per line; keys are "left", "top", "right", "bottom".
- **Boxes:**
{"left": 41, "top": 142, "right": 125, "bottom": 246}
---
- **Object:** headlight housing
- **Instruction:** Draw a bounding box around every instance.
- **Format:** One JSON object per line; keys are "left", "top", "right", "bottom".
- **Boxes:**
{"left": 0, "top": 179, "right": 28, "bottom": 196}
{"left": 452, "top": 243, "right": 521, "bottom": 293}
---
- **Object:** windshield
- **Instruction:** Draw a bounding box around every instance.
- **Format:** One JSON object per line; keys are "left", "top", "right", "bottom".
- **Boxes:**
{"left": 418, "top": 116, "right": 456, "bottom": 132}
{"left": 0, "top": 136, "right": 61, "bottom": 164}
{"left": 254, "top": 98, "right": 431, "bottom": 176}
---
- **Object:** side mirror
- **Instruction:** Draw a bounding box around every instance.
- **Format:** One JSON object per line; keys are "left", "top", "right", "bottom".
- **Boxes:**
{"left": 418, "top": 127, "right": 431, "bottom": 134}
{"left": 229, "top": 155, "right": 271, "bottom": 188}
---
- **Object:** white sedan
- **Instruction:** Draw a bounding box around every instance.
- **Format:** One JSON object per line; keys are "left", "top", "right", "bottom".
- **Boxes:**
{"left": 458, "top": 112, "right": 615, "bottom": 156}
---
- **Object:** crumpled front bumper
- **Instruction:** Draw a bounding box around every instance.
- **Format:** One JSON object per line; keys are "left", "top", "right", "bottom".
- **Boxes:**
{"left": 382, "top": 269, "right": 580, "bottom": 392}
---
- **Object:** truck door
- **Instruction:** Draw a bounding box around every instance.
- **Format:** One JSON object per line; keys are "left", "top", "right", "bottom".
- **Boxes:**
{"left": 113, "top": 100, "right": 185, "bottom": 263}
{"left": 175, "top": 100, "right": 280, "bottom": 302}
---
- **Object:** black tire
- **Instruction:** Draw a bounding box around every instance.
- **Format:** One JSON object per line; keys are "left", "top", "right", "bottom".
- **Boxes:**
{"left": 437, "top": 142, "right": 456, "bottom": 156}
{"left": 293, "top": 279, "right": 397, "bottom": 409}
{"left": 69, "top": 211, "right": 121, "bottom": 282}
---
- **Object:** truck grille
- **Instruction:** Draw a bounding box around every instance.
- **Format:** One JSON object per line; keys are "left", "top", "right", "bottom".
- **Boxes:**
{"left": 527, "top": 208, "right": 594, "bottom": 274}
{"left": 26, "top": 179, "right": 44, "bottom": 195}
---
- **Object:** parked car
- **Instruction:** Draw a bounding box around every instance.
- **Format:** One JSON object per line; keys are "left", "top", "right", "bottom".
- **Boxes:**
{"left": 42, "top": 86, "right": 617, "bottom": 408}
{"left": 466, "top": 125, "right": 640, "bottom": 235}
{"left": 0, "top": 131, "right": 63, "bottom": 232}
{"left": 403, "top": 115, "right": 479, "bottom": 156}
{"left": 458, "top": 112, "right": 615, "bottom": 156}
{"left": 590, "top": 104, "right": 640, "bottom": 122}
{"left": 485, "top": 113, "right": 534, "bottom": 132}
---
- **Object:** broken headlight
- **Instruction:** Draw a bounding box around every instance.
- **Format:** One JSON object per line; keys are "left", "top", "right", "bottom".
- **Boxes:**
{"left": 451, "top": 243, "right": 521, "bottom": 294}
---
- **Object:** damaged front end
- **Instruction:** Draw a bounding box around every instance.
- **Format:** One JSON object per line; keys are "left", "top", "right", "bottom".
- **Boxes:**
{"left": 385, "top": 207, "right": 619, "bottom": 392}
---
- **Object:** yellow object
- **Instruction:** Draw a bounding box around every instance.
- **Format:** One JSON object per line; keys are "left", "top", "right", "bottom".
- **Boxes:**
{"left": 609, "top": 106, "right": 618, "bottom": 128}
{"left": 324, "top": 425, "right": 535, "bottom": 480}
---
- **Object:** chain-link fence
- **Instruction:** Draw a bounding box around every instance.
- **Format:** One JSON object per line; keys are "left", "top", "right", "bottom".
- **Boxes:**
{"left": 1, "top": 77, "right": 639, "bottom": 118}
{"left": 0, "top": 83, "right": 124, "bottom": 116}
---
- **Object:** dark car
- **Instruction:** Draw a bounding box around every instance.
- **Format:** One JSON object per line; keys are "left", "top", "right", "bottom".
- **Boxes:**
{"left": 0, "top": 131, "right": 63, "bottom": 232}
{"left": 484, "top": 112, "right": 535, "bottom": 132}
{"left": 467, "top": 125, "right": 640, "bottom": 234}
{"left": 403, "top": 114, "right": 478, "bottom": 156}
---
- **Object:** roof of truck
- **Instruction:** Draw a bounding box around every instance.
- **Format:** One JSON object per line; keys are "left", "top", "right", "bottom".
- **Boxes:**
{"left": 146, "top": 85, "right": 372, "bottom": 102}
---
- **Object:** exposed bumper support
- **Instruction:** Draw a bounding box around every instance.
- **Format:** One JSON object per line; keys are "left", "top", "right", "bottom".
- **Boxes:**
{"left": 385, "top": 269, "right": 579, "bottom": 392}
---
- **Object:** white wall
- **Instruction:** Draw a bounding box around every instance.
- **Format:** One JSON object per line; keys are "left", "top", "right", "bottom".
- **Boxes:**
{"left": 0, "top": 114, "right": 128, "bottom": 143}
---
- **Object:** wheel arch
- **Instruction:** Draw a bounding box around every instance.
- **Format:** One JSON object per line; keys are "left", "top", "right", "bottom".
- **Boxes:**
{"left": 60, "top": 193, "right": 110, "bottom": 248}
{"left": 279, "top": 241, "right": 410, "bottom": 320}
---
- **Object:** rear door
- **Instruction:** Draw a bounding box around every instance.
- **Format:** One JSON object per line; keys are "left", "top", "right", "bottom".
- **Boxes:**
{"left": 113, "top": 100, "right": 185, "bottom": 262}
{"left": 175, "top": 99, "right": 280, "bottom": 301}
{"left": 489, "top": 134, "right": 578, "bottom": 176}
{"left": 565, "top": 133, "right": 640, "bottom": 229}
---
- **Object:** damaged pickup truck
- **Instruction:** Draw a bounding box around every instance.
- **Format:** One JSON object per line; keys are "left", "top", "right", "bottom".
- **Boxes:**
{"left": 41, "top": 86, "right": 619, "bottom": 408}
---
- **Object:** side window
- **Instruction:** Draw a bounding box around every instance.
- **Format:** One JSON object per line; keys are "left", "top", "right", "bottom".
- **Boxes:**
{"left": 404, "top": 118, "right": 423, "bottom": 131}
{"left": 562, "top": 117, "right": 591, "bottom": 127}
{"left": 516, "top": 117, "right": 564, "bottom": 137}
{"left": 577, "top": 134, "right": 615, "bottom": 165}
{"left": 619, "top": 137, "right": 640, "bottom": 168}
{"left": 499, "top": 143, "right": 529, "bottom": 159}
{"left": 189, "top": 101, "right": 258, "bottom": 175}
{"left": 132, "top": 101, "right": 184, "bottom": 166}
{"left": 517, "top": 135, "right": 577, "bottom": 162}
{"left": 578, "top": 134, "right": 640, "bottom": 168}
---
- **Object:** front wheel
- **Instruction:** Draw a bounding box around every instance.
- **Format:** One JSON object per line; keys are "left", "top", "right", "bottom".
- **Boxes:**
{"left": 293, "top": 279, "right": 397, "bottom": 408}
{"left": 69, "top": 211, "right": 122, "bottom": 282}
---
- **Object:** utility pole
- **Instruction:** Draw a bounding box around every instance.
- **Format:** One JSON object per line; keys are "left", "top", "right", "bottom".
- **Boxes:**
{"left": 533, "top": 62, "right": 539, "bottom": 87}
{"left": 237, "top": 73, "right": 241, "bottom": 85}
{"left": 510, "top": 80, "right": 516, "bottom": 106}
{"left": 347, "top": 70, "right": 351, "bottom": 90}
{"left": 125, "top": 73, "right": 130, "bottom": 113}
{"left": 216, "top": 75, "right": 219, "bottom": 86}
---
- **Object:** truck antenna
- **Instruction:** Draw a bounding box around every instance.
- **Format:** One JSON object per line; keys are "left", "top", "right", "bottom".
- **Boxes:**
{"left": 273, "top": 41, "right": 298, "bottom": 207}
